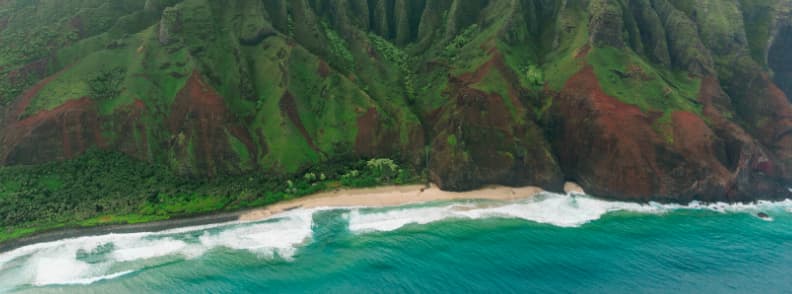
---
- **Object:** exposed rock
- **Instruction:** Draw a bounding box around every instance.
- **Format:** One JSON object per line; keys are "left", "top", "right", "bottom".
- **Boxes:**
{"left": 564, "top": 182, "right": 585, "bottom": 195}
{"left": 428, "top": 54, "right": 564, "bottom": 192}
{"left": 588, "top": 0, "right": 624, "bottom": 48}
{"left": 768, "top": 1, "right": 792, "bottom": 100}
{"left": 158, "top": 6, "right": 180, "bottom": 45}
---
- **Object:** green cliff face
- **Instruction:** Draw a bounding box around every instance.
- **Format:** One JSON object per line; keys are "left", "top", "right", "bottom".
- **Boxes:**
{"left": 1, "top": 0, "right": 791, "bottom": 205}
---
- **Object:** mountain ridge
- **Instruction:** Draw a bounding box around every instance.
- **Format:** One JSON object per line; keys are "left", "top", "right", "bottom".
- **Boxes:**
{"left": 1, "top": 0, "right": 791, "bottom": 205}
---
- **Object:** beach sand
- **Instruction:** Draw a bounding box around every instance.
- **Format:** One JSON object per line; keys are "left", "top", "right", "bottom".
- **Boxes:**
{"left": 1, "top": 183, "right": 568, "bottom": 252}
{"left": 239, "top": 184, "right": 546, "bottom": 221}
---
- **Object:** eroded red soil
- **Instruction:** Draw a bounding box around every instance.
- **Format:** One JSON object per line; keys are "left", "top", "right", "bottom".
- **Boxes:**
{"left": 169, "top": 71, "right": 255, "bottom": 175}
{"left": 558, "top": 65, "right": 661, "bottom": 198}
{"left": 279, "top": 91, "right": 320, "bottom": 153}
{"left": 1, "top": 97, "right": 101, "bottom": 164}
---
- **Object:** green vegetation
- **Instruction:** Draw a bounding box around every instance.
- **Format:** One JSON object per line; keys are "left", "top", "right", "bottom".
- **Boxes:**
{"left": 588, "top": 47, "right": 702, "bottom": 113}
{"left": 339, "top": 158, "right": 415, "bottom": 188}
{"left": 0, "top": 0, "right": 789, "bottom": 245}
{"left": 471, "top": 69, "right": 524, "bottom": 123}
{"left": 447, "top": 134, "right": 458, "bottom": 147}
{"left": 88, "top": 67, "right": 126, "bottom": 101}
{"left": 652, "top": 111, "right": 676, "bottom": 144}
{"left": 444, "top": 24, "right": 480, "bottom": 57}
{"left": 541, "top": 1, "right": 590, "bottom": 90}
{"left": 0, "top": 151, "right": 421, "bottom": 243}
{"left": 321, "top": 21, "right": 354, "bottom": 68}
{"left": 737, "top": 0, "right": 777, "bottom": 65}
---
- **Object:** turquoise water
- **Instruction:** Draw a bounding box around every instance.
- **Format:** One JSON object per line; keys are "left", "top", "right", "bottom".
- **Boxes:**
{"left": 1, "top": 193, "right": 791, "bottom": 293}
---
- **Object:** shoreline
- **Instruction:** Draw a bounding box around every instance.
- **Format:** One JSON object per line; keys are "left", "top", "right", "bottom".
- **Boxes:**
{"left": 0, "top": 212, "right": 244, "bottom": 253}
{"left": 239, "top": 184, "right": 545, "bottom": 221}
{"left": 0, "top": 183, "right": 550, "bottom": 253}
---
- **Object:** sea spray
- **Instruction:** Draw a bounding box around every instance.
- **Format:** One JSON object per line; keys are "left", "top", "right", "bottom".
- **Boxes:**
{"left": 348, "top": 193, "right": 792, "bottom": 232}
{"left": 0, "top": 209, "right": 319, "bottom": 290}
{"left": 1, "top": 193, "right": 791, "bottom": 291}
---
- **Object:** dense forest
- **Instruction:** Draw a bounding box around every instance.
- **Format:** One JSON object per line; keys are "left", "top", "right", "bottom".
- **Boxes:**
{"left": 1, "top": 0, "right": 792, "bottom": 242}
{"left": 0, "top": 151, "right": 419, "bottom": 242}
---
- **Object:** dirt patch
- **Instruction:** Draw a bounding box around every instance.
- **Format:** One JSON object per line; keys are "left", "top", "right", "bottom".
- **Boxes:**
{"left": 108, "top": 99, "right": 148, "bottom": 159}
{"left": 557, "top": 65, "right": 660, "bottom": 198}
{"left": 671, "top": 111, "right": 725, "bottom": 178}
{"left": 169, "top": 71, "right": 255, "bottom": 175}
{"left": 354, "top": 107, "right": 378, "bottom": 155}
{"left": 553, "top": 65, "right": 789, "bottom": 201}
{"left": 455, "top": 48, "right": 521, "bottom": 86}
{"left": 317, "top": 60, "right": 330, "bottom": 78}
{"left": 8, "top": 61, "right": 67, "bottom": 120}
{"left": 279, "top": 91, "right": 320, "bottom": 153}
{"left": 563, "top": 66, "right": 649, "bottom": 140}
{"left": 455, "top": 50, "right": 526, "bottom": 120}
{"left": 575, "top": 43, "right": 591, "bottom": 59}
{"left": 353, "top": 106, "right": 412, "bottom": 159}
{"left": 426, "top": 53, "right": 564, "bottom": 191}
{"left": 1, "top": 97, "right": 101, "bottom": 164}
{"left": 69, "top": 16, "right": 85, "bottom": 38}
{"left": 0, "top": 64, "right": 94, "bottom": 164}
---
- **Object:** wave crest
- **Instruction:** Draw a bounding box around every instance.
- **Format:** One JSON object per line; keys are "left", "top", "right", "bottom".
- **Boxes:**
{"left": 348, "top": 193, "right": 792, "bottom": 232}
{"left": 1, "top": 192, "right": 789, "bottom": 290}
{"left": 0, "top": 209, "right": 317, "bottom": 289}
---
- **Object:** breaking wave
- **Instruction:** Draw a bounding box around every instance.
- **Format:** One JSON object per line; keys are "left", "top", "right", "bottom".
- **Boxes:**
{"left": 348, "top": 192, "right": 792, "bottom": 233}
{"left": 1, "top": 191, "right": 790, "bottom": 291}
{"left": 0, "top": 209, "right": 316, "bottom": 290}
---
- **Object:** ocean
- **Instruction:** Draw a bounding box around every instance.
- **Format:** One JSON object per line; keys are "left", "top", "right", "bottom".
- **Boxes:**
{"left": 1, "top": 192, "right": 791, "bottom": 293}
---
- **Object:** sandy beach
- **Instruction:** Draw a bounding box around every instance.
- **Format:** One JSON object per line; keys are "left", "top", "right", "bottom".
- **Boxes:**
{"left": 0, "top": 183, "right": 581, "bottom": 253}
{"left": 239, "top": 184, "right": 546, "bottom": 221}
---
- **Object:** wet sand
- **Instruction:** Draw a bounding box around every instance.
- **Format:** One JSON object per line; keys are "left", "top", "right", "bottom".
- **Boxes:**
{"left": 239, "top": 184, "right": 545, "bottom": 221}
{"left": 1, "top": 183, "right": 569, "bottom": 253}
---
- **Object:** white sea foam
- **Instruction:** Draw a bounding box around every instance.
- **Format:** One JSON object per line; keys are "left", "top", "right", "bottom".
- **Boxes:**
{"left": 110, "top": 238, "right": 193, "bottom": 262}
{"left": 1, "top": 193, "right": 790, "bottom": 290}
{"left": 0, "top": 208, "right": 319, "bottom": 289}
{"left": 348, "top": 192, "right": 792, "bottom": 232}
{"left": 347, "top": 193, "right": 653, "bottom": 232}
{"left": 198, "top": 208, "right": 316, "bottom": 259}
{"left": 59, "top": 270, "right": 134, "bottom": 285}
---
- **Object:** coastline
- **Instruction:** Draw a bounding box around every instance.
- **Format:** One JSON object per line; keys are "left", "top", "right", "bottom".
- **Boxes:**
{"left": 0, "top": 211, "right": 243, "bottom": 253}
{"left": 239, "top": 184, "right": 545, "bottom": 221}
{"left": 0, "top": 183, "right": 550, "bottom": 253}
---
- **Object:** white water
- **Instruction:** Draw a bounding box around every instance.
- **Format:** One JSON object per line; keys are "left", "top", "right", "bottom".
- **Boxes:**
{"left": 1, "top": 192, "right": 790, "bottom": 290}
{"left": 348, "top": 192, "right": 792, "bottom": 233}
{"left": 0, "top": 209, "right": 317, "bottom": 291}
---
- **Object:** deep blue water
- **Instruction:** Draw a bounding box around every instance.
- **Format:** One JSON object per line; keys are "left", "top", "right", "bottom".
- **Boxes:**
{"left": 1, "top": 193, "right": 791, "bottom": 293}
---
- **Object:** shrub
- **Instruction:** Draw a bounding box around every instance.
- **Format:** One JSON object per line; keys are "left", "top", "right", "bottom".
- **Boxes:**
{"left": 88, "top": 67, "right": 126, "bottom": 101}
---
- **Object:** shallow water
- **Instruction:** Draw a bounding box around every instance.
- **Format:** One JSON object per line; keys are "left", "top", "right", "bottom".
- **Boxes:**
{"left": 1, "top": 192, "right": 791, "bottom": 293}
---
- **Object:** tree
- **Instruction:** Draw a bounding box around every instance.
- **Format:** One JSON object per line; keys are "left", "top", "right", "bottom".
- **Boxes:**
{"left": 88, "top": 67, "right": 126, "bottom": 101}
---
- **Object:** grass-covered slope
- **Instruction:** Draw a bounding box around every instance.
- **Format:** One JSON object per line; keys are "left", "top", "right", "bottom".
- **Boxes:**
{"left": 1, "top": 0, "right": 792, "bottom": 242}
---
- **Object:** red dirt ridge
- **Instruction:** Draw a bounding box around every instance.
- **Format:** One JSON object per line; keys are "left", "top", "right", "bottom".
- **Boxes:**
{"left": 168, "top": 71, "right": 255, "bottom": 175}
{"left": 279, "top": 91, "right": 320, "bottom": 153}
